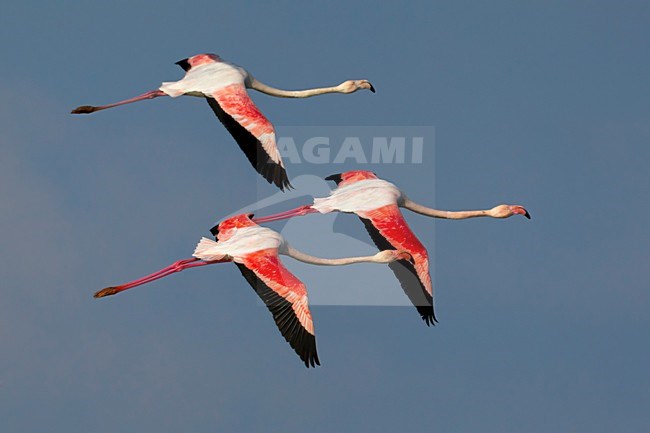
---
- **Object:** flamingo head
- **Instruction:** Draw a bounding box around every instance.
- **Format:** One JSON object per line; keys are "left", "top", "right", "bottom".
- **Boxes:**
{"left": 489, "top": 204, "right": 531, "bottom": 219}
{"left": 375, "top": 249, "right": 415, "bottom": 264}
{"left": 338, "top": 80, "right": 376, "bottom": 94}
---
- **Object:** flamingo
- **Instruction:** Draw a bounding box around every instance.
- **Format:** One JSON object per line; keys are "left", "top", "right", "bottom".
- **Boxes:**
{"left": 94, "top": 213, "right": 410, "bottom": 367}
{"left": 71, "top": 53, "right": 375, "bottom": 190}
{"left": 252, "top": 170, "right": 531, "bottom": 325}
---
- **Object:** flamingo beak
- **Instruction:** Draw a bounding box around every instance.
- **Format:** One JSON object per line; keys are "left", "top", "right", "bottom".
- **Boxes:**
{"left": 397, "top": 250, "right": 415, "bottom": 264}
{"left": 368, "top": 82, "right": 376, "bottom": 93}
{"left": 510, "top": 206, "right": 531, "bottom": 219}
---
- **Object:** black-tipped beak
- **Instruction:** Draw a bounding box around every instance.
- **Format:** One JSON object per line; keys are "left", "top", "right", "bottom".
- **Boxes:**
{"left": 524, "top": 210, "right": 531, "bottom": 219}
{"left": 369, "top": 83, "right": 376, "bottom": 93}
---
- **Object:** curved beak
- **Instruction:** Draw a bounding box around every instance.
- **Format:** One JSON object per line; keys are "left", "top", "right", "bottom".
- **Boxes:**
{"left": 511, "top": 206, "right": 531, "bottom": 219}
{"left": 397, "top": 250, "right": 415, "bottom": 264}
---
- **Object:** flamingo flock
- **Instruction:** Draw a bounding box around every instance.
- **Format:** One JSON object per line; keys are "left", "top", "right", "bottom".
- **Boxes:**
{"left": 73, "top": 53, "right": 530, "bottom": 367}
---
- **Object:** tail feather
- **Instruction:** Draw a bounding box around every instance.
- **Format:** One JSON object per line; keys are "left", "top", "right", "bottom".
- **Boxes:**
{"left": 193, "top": 237, "right": 226, "bottom": 261}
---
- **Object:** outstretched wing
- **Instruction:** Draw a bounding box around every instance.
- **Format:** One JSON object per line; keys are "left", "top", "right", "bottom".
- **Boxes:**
{"left": 236, "top": 250, "right": 319, "bottom": 367}
{"left": 357, "top": 205, "right": 437, "bottom": 326}
{"left": 325, "top": 173, "right": 435, "bottom": 324}
{"left": 324, "top": 173, "right": 343, "bottom": 184}
{"left": 206, "top": 84, "right": 291, "bottom": 191}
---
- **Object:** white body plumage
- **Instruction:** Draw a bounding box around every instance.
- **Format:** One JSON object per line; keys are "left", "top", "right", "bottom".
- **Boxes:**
{"left": 193, "top": 226, "right": 285, "bottom": 263}
{"left": 312, "top": 179, "right": 403, "bottom": 214}
{"left": 160, "top": 62, "right": 248, "bottom": 98}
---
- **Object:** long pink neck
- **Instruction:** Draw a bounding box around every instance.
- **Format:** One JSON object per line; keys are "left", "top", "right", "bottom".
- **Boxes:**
{"left": 249, "top": 79, "right": 344, "bottom": 98}
{"left": 94, "top": 257, "right": 228, "bottom": 298}
{"left": 402, "top": 198, "right": 489, "bottom": 219}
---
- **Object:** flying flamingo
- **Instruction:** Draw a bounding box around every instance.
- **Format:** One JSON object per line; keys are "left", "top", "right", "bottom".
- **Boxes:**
{"left": 71, "top": 53, "right": 375, "bottom": 190}
{"left": 253, "top": 170, "right": 531, "bottom": 325}
{"left": 94, "top": 213, "right": 410, "bottom": 367}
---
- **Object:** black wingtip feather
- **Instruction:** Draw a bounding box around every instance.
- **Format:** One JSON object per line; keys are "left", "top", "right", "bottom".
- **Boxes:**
{"left": 358, "top": 216, "right": 437, "bottom": 325}
{"left": 175, "top": 58, "right": 191, "bottom": 71}
{"left": 325, "top": 173, "right": 343, "bottom": 185}
{"left": 205, "top": 98, "right": 292, "bottom": 191}
{"left": 235, "top": 263, "right": 320, "bottom": 367}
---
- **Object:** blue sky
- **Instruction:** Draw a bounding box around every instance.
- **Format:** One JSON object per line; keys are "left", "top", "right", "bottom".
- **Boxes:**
{"left": 1, "top": 1, "right": 649, "bottom": 432}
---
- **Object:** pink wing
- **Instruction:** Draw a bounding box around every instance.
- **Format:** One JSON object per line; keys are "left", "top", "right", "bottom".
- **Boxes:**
{"left": 207, "top": 84, "right": 291, "bottom": 191}
{"left": 324, "top": 173, "right": 435, "bottom": 325}
{"left": 237, "top": 249, "right": 319, "bottom": 367}
{"left": 357, "top": 205, "right": 436, "bottom": 325}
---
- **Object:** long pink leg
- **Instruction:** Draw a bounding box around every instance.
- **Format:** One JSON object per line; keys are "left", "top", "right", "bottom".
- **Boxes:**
{"left": 94, "top": 257, "right": 229, "bottom": 298}
{"left": 109, "top": 258, "right": 201, "bottom": 290}
{"left": 71, "top": 90, "right": 167, "bottom": 114}
{"left": 252, "top": 205, "right": 318, "bottom": 224}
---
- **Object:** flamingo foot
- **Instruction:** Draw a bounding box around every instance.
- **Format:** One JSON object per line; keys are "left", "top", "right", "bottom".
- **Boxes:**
{"left": 94, "top": 287, "right": 119, "bottom": 298}
{"left": 71, "top": 105, "right": 98, "bottom": 114}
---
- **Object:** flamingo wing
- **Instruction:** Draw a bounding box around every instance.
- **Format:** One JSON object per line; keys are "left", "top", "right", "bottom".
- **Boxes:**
{"left": 236, "top": 250, "right": 319, "bottom": 367}
{"left": 206, "top": 85, "right": 291, "bottom": 191}
{"left": 325, "top": 173, "right": 436, "bottom": 325}
{"left": 175, "top": 59, "right": 192, "bottom": 71}
{"left": 357, "top": 205, "right": 437, "bottom": 326}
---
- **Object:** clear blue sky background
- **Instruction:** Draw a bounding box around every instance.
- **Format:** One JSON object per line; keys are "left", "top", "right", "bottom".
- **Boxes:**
{"left": 1, "top": 1, "right": 649, "bottom": 432}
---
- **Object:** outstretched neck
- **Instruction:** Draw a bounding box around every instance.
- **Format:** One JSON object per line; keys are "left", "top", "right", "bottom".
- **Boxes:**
{"left": 402, "top": 197, "right": 489, "bottom": 219}
{"left": 248, "top": 77, "right": 342, "bottom": 98}
{"left": 284, "top": 245, "right": 383, "bottom": 266}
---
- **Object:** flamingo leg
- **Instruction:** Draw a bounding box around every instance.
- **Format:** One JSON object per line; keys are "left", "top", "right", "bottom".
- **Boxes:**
{"left": 94, "top": 257, "right": 228, "bottom": 298}
{"left": 116, "top": 258, "right": 202, "bottom": 289}
{"left": 252, "top": 205, "right": 317, "bottom": 224}
{"left": 71, "top": 90, "right": 167, "bottom": 114}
